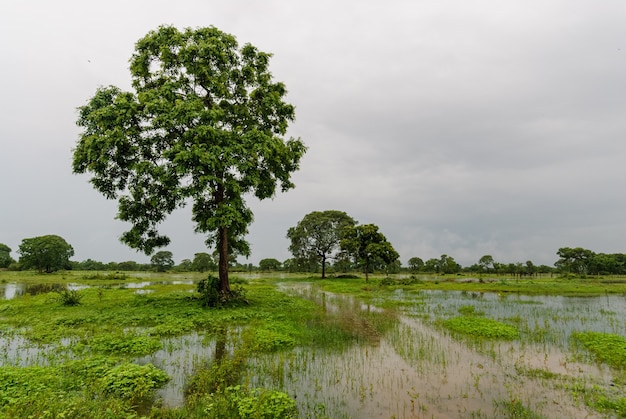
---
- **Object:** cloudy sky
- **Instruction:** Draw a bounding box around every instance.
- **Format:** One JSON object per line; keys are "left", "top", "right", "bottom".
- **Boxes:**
{"left": 1, "top": 0, "right": 625, "bottom": 267}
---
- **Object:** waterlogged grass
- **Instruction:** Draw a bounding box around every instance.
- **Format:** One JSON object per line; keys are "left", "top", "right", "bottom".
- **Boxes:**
{"left": 493, "top": 399, "right": 546, "bottom": 418}
{"left": 0, "top": 272, "right": 372, "bottom": 417}
{"left": 0, "top": 358, "right": 167, "bottom": 418}
{"left": 571, "top": 331, "right": 626, "bottom": 370}
{"left": 443, "top": 316, "right": 520, "bottom": 340}
{"left": 2, "top": 271, "right": 626, "bottom": 417}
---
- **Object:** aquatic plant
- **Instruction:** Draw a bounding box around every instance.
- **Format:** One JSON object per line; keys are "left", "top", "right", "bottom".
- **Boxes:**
{"left": 571, "top": 331, "right": 626, "bottom": 369}
{"left": 443, "top": 316, "right": 520, "bottom": 340}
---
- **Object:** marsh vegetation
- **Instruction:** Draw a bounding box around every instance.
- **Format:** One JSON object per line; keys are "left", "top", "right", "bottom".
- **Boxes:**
{"left": 1, "top": 271, "right": 625, "bottom": 418}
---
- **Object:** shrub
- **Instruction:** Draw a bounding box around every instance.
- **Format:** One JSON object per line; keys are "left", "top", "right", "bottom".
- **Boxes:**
{"left": 203, "top": 385, "right": 298, "bottom": 419}
{"left": 197, "top": 275, "right": 248, "bottom": 307}
{"left": 57, "top": 288, "right": 84, "bottom": 306}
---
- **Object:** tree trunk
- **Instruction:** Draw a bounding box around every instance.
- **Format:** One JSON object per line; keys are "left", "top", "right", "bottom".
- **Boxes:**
{"left": 216, "top": 181, "right": 230, "bottom": 294}
{"left": 321, "top": 255, "right": 326, "bottom": 279}
{"left": 218, "top": 226, "right": 230, "bottom": 294}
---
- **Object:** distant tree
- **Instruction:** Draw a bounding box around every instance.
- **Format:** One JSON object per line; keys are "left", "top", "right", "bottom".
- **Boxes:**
{"left": 72, "top": 25, "right": 306, "bottom": 300}
{"left": 259, "top": 258, "right": 282, "bottom": 271}
{"left": 287, "top": 210, "right": 356, "bottom": 278}
{"left": 424, "top": 258, "right": 440, "bottom": 273}
{"left": 522, "top": 260, "right": 535, "bottom": 276}
{"left": 192, "top": 252, "right": 217, "bottom": 273}
{"left": 407, "top": 257, "right": 424, "bottom": 273}
{"left": 151, "top": 251, "right": 174, "bottom": 272}
{"left": 0, "top": 243, "right": 14, "bottom": 268}
{"left": 75, "top": 258, "right": 106, "bottom": 271}
{"left": 340, "top": 224, "right": 399, "bottom": 282}
{"left": 18, "top": 235, "right": 74, "bottom": 273}
{"left": 478, "top": 255, "right": 494, "bottom": 272}
{"left": 117, "top": 260, "right": 141, "bottom": 271}
{"left": 555, "top": 247, "right": 595, "bottom": 275}
{"left": 177, "top": 259, "right": 193, "bottom": 272}
{"left": 439, "top": 254, "right": 461, "bottom": 274}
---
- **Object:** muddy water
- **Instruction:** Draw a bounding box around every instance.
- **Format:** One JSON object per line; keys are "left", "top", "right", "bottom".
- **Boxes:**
{"left": 262, "top": 284, "right": 608, "bottom": 418}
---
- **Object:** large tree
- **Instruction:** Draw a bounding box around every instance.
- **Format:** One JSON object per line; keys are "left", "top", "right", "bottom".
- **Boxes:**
{"left": 72, "top": 26, "right": 306, "bottom": 296}
{"left": 18, "top": 235, "right": 74, "bottom": 273}
{"left": 287, "top": 210, "right": 356, "bottom": 278}
{"left": 340, "top": 224, "right": 399, "bottom": 282}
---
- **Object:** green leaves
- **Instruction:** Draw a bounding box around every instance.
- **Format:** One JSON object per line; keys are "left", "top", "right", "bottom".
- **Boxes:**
{"left": 73, "top": 25, "right": 306, "bottom": 291}
{"left": 340, "top": 224, "right": 399, "bottom": 280}
{"left": 17, "top": 235, "right": 74, "bottom": 273}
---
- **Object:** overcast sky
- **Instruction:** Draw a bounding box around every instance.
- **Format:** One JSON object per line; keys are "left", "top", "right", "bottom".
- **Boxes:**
{"left": 1, "top": 0, "right": 625, "bottom": 267}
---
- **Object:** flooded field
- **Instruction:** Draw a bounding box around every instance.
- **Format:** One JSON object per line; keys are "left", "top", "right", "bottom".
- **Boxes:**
{"left": 1, "top": 275, "right": 625, "bottom": 418}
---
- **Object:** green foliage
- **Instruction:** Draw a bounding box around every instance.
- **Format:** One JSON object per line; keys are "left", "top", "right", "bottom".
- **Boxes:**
{"left": 258, "top": 258, "right": 282, "bottom": 272}
{"left": 571, "top": 331, "right": 626, "bottom": 369}
{"left": 97, "top": 362, "right": 169, "bottom": 400}
{"left": 443, "top": 316, "right": 520, "bottom": 340}
{"left": 193, "top": 252, "right": 217, "bottom": 272}
{"left": 56, "top": 288, "right": 84, "bottom": 306}
{"left": 287, "top": 210, "right": 356, "bottom": 278}
{"left": 197, "top": 275, "right": 248, "bottom": 307}
{"left": 493, "top": 399, "right": 546, "bottom": 418}
{"left": 340, "top": 224, "right": 399, "bottom": 281}
{"left": 72, "top": 25, "right": 306, "bottom": 294}
{"left": 151, "top": 250, "right": 174, "bottom": 272}
{"left": 17, "top": 235, "right": 74, "bottom": 273}
{"left": 0, "top": 243, "right": 13, "bottom": 268}
{"left": 245, "top": 323, "right": 296, "bottom": 352}
{"left": 224, "top": 385, "right": 297, "bottom": 419}
{"left": 457, "top": 305, "right": 484, "bottom": 316}
{"left": 87, "top": 333, "right": 163, "bottom": 356}
{"left": 0, "top": 359, "right": 165, "bottom": 418}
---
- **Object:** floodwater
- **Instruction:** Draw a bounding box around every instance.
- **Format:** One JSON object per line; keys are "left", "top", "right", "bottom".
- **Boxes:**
{"left": 1, "top": 279, "right": 624, "bottom": 418}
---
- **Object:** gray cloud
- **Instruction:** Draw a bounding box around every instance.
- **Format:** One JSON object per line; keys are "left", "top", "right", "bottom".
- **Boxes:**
{"left": 1, "top": 0, "right": 625, "bottom": 267}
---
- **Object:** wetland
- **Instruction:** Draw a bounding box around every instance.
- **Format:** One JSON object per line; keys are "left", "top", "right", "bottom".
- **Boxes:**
{"left": 1, "top": 271, "right": 625, "bottom": 418}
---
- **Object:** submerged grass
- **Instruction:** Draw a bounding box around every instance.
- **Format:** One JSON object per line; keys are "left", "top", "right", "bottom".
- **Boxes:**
{"left": 0, "top": 272, "right": 371, "bottom": 417}
{"left": 571, "top": 331, "right": 626, "bottom": 370}
{"left": 443, "top": 316, "right": 520, "bottom": 340}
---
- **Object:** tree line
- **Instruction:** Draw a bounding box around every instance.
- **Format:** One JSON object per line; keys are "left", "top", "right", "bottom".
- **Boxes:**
{"left": 2, "top": 231, "right": 623, "bottom": 278}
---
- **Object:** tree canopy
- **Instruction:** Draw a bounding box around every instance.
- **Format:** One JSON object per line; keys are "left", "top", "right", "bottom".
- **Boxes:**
{"left": 18, "top": 235, "right": 74, "bottom": 273}
{"left": 151, "top": 250, "right": 174, "bottom": 272}
{"left": 340, "top": 224, "right": 399, "bottom": 281}
{"left": 287, "top": 210, "right": 356, "bottom": 278}
{"left": 72, "top": 25, "right": 306, "bottom": 296}
{"left": 0, "top": 243, "right": 13, "bottom": 268}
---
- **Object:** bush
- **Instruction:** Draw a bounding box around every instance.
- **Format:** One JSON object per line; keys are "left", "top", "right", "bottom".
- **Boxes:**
{"left": 203, "top": 385, "right": 297, "bottom": 419}
{"left": 197, "top": 275, "right": 248, "bottom": 307}
{"left": 57, "top": 288, "right": 84, "bottom": 306}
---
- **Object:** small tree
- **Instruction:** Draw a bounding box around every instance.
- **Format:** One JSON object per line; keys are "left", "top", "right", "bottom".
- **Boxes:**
{"left": 18, "top": 235, "right": 74, "bottom": 273}
{"left": 287, "top": 210, "right": 356, "bottom": 278}
{"left": 0, "top": 243, "right": 14, "bottom": 269}
{"left": 151, "top": 251, "right": 174, "bottom": 272}
{"left": 72, "top": 25, "right": 306, "bottom": 300}
{"left": 340, "top": 224, "right": 399, "bottom": 282}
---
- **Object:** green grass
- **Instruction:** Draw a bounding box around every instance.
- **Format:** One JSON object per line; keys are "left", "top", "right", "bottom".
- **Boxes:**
{"left": 443, "top": 316, "right": 520, "bottom": 340}
{"left": 571, "top": 331, "right": 626, "bottom": 370}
